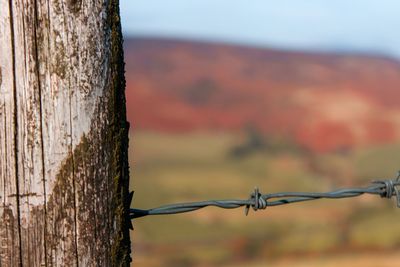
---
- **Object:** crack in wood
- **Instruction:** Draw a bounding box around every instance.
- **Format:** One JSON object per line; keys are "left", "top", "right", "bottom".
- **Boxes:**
{"left": 8, "top": 193, "right": 38, "bottom": 198}
{"left": 8, "top": 0, "right": 23, "bottom": 265}
{"left": 33, "top": 0, "right": 48, "bottom": 265}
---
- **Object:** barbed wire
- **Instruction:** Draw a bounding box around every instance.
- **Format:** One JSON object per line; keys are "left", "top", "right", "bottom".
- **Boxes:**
{"left": 130, "top": 172, "right": 400, "bottom": 219}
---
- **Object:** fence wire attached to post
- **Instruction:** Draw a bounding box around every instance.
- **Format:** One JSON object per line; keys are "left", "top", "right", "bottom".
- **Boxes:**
{"left": 130, "top": 172, "right": 400, "bottom": 219}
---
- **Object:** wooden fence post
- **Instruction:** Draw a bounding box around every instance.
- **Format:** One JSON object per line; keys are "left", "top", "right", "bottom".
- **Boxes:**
{"left": 0, "top": 0, "right": 131, "bottom": 266}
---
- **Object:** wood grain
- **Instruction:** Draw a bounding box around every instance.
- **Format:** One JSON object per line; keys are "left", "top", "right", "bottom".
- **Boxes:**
{"left": 0, "top": 0, "right": 131, "bottom": 266}
{"left": 0, "top": 0, "right": 22, "bottom": 265}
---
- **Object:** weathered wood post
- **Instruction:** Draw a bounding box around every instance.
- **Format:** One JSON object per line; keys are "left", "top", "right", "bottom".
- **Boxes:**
{"left": 0, "top": 0, "right": 131, "bottom": 266}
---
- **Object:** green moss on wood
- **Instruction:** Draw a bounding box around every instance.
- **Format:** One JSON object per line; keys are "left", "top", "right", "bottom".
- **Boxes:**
{"left": 107, "top": 0, "right": 131, "bottom": 265}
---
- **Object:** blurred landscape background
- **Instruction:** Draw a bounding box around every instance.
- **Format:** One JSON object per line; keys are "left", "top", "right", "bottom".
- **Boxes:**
{"left": 121, "top": 1, "right": 400, "bottom": 266}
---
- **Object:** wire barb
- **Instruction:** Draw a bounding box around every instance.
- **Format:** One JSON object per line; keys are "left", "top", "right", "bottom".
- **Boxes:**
{"left": 372, "top": 173, "right": 400, "bottom": 207}
{"left": 130, "top": 172, "right": 400, "bottom": 220}
{"left": 245, "top": 187, "right": 267, "bottom": 216}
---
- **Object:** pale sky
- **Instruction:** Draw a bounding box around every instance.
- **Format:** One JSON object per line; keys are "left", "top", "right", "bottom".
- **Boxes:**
{"left": 120, "top": 0, "right": 400, "bottom": 58}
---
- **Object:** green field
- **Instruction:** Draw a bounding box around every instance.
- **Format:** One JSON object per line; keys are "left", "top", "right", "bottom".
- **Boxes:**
{"left": 129, "top": 131, "right": 400, "bottom": 266}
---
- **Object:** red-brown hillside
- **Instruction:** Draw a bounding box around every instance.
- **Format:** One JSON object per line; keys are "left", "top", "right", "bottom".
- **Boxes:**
{"left": 124, "top": 37, "right": 400, "bottom": 152}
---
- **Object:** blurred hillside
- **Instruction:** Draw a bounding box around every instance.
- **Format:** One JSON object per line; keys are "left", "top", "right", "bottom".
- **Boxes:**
{"left": 124, "top": 38, "right": 400, "bottom": 153}
{"left": 126, "top": 38, "right": 400, "bottom": 267}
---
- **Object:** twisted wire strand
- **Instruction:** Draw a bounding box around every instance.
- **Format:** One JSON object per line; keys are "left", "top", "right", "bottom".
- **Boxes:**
{"left": 130, "top": 174, "right": 400, "bottom": 219}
